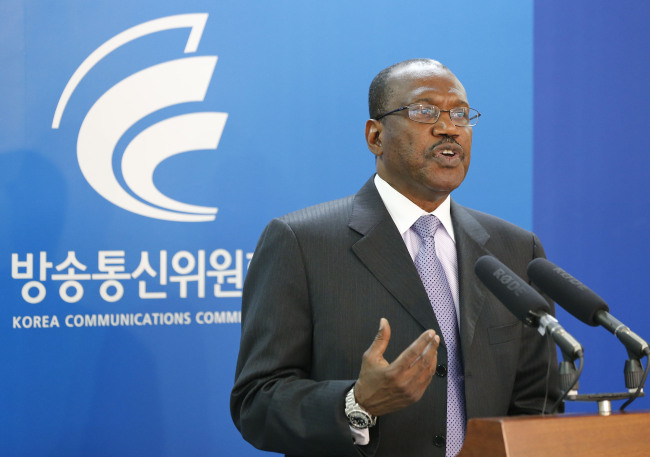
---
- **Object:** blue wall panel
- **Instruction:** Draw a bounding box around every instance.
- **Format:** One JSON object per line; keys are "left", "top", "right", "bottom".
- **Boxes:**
{"left": 534, "top": 0, "right": 650, "bottom": 413}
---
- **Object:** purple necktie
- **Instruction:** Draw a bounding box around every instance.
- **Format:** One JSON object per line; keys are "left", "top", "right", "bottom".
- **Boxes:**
{"left": 412, "top": 214, "right": 466, "bottom": 457}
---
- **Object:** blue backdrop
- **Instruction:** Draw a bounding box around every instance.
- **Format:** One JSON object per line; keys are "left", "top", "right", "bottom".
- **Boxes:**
{"left": 534, "top": 0, "right": 650, "bottom": 413}
{"left": 1, "top": 1, "right": 647, "bottom": 456}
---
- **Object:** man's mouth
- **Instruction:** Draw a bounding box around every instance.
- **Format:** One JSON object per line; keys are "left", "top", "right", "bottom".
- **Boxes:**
{"left": 431, "top": 138, "right": 463, "bottom": 159}
{"left": 438, "top": 148, "right": 457, "bottom": 157}
{"left": 432, "top": 143, "right": 463, "bottom": 158}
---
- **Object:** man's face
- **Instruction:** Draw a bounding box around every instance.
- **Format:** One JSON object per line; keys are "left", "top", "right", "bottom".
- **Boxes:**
{"left": 367, "top": 65, "right": 472, "bottom": 211}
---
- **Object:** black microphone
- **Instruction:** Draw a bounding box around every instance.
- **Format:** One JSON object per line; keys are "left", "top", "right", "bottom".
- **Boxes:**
{"left": 474, "top": 255, "right": 583, "bottom": 360}
{"left": 527, "top": 258, "right": 650, "bottom": 359}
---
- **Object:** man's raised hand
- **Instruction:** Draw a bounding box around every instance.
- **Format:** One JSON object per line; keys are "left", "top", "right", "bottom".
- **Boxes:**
{"left": 353, "top": 318, "right": 440, "bottom": 416}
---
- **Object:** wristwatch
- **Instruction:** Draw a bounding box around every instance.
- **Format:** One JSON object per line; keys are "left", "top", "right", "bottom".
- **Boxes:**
{"left": 345, "top": 386, "right": 377, "bottom": 429}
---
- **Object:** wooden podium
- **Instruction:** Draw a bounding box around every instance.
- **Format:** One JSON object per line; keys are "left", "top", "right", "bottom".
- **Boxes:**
{"left": 457, "top": 411, "right": 650, "bottom": 457}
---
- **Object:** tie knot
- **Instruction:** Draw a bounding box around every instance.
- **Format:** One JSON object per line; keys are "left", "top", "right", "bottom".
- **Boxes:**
{"left": 412, "top": 214, "right": 442, "bottom": 239}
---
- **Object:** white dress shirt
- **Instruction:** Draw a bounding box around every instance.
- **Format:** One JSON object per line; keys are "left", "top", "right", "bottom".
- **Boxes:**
{"left": 373, "top": 174, "right": 460, "bottom": 315}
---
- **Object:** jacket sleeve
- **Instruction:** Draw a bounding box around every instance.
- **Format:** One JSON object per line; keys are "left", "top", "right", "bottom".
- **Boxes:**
{"left": 230, "top": 218, "right": 377, "bottom": 457}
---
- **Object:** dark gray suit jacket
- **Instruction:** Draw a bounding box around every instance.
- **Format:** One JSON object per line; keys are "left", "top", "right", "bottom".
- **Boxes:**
{"left": 231, "top": 177, "right": 561, "bottom": 457}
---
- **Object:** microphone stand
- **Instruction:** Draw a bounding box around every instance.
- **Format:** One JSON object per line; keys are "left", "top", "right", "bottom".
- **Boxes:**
{"left": 551, "top": 349, "right": 583, "bottom": 414}
{"left": 620, "top": 350, "right": 649, "bottom": 411}
{"left": 564, "top": 352, "right": 648, "bottom": 415}
{"left": 559, "top": 353, "right": 580, "bottom": 395}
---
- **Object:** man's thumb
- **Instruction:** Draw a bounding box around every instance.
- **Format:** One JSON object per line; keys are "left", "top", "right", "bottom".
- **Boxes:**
{"left": 368, "top": 318, "right": 391, "bottom": 358}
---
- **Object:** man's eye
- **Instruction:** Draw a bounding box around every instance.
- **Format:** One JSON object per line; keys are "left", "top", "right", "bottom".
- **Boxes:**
{"left": 415, "top": 106, "right": 436, "bottom": 116}
{"left": 451, "top": 109, "right": 468, "bottom": 119}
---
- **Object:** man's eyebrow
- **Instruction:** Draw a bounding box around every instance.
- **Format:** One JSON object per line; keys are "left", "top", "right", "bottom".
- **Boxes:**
{"left": 409, "top": 97, "right": 470, "bottom": 107}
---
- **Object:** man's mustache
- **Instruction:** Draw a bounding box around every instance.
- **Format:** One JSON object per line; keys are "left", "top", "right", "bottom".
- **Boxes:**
{"left": 431, "top": 136, "right": 462, "bottom": 151}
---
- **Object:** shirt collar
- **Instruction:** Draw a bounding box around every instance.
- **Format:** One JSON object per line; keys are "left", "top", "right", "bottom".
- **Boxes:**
{"left": 374, "top": 174, "right": 455, "bottom": 242}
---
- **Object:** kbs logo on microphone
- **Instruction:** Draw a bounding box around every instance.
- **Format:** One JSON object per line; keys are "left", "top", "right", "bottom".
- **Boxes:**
{"left": 52, "top": 14, "right": 227, "bottom": 222}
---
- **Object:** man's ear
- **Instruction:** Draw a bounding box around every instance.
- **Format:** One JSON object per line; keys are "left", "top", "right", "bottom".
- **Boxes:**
{"left": 365, "top": 119, "right": 383, "bottom": 157}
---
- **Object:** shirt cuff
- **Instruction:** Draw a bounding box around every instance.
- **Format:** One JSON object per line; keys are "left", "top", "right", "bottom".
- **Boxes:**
{"left": 350, "top": 426, "right": 370, "bottom": 446}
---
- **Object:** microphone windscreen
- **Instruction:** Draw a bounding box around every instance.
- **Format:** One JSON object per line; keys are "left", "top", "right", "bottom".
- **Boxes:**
{"left": 527, "top": 258, "right": 609, "bottom": 326}
{"left": 474, "top": 255, "right": 551, "bottom": 322}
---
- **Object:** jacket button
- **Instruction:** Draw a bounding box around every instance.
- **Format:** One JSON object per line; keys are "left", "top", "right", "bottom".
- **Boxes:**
{"left": 436, "top": 364, "right": 447, "bottom": 377}
{"left": 433, "top": 435, "right": 446, "bottom": 447}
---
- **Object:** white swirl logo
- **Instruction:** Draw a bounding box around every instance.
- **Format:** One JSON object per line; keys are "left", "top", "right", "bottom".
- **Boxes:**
{"left": 52, "top": 14, "right": 226, "bottom": 222}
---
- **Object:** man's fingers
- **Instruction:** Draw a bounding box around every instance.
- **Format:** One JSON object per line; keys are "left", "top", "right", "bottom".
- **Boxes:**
{"left": 396, "top": 330, "right": 439, "bottom": 370}
{"left": 356, "top": 324, "right": 440, "bottom": 416}
{"left": 408, "top": 339, "right": 434, "bottom": 368}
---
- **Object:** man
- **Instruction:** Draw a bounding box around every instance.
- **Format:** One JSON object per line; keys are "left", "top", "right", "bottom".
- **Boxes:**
{"left": 231, "top": 58, "right": 561, "bottom": 457}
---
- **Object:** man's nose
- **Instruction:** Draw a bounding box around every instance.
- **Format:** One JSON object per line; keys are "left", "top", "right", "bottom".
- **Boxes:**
{"left": 432, "top": 114, "right": 460, "bottom": 136}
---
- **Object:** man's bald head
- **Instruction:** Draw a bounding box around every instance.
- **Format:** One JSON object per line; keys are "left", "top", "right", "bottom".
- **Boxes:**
{"left": 368, "top": 59, "right": 452, "bottom": 119}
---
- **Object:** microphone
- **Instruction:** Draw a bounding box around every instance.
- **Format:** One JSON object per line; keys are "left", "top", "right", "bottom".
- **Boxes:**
{"left": 527, "top": 258, "right": 650, "bottom": 359}
{"left": 474, "top": 255, "right": 583, "bottom": 360}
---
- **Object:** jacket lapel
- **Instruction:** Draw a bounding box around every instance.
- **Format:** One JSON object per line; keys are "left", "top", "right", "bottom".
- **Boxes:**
{"left": 349, "top": 178, "right": 441, "bottom": 335}
{"left": 450, "top": 201, "right": 491, "bottom": 361}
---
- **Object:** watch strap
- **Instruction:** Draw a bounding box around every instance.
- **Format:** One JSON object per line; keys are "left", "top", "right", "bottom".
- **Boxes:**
{"left": 344, "top": 386, "right": 377, "bottom": 429}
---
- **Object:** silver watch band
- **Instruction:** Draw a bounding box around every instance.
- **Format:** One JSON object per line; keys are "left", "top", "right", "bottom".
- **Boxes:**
{"left": 344, "top": 386, "right": 377, "bottom": 429}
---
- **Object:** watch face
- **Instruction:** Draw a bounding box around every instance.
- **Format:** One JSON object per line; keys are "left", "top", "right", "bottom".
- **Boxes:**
{"left": 349, "top": 411, "right": 370, "bottom": 429}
